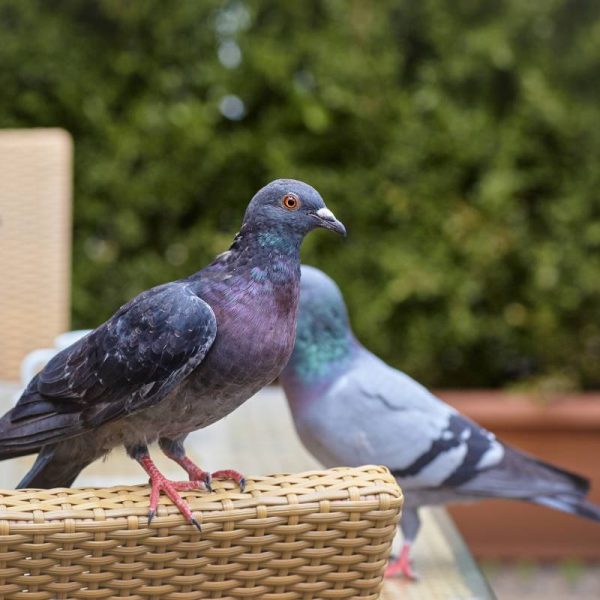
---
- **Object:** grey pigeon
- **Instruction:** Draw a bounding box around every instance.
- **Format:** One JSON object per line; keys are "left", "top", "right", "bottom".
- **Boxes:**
{"left": 0, "top": 181, "right": 345, "bottom": 527}
{"left": 281, "top": 266, "right": 600, "bottom": 578}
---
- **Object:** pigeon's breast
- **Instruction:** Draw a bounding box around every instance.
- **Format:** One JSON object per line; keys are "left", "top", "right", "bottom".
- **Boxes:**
{"left": 157, "top": 278, "right": 299, "bottom": 435}
{"left": 202, "top": 292, "right": 297, "bottom": 387}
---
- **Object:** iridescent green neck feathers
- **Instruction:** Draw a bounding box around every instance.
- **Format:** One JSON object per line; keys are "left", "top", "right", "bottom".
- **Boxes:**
{"left": 287, "top": 312, "right": 354, "bottom": 384}
{"left": 283, "top": 266, "right": 356, "bottom": 384}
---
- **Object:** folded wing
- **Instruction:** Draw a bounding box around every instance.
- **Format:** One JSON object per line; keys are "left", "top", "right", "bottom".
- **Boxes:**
{"left": 0, "top": 282, "right": 217, "bottom": 457}
{"left": 348, "top": 355, "right": 590, "bottom": 504}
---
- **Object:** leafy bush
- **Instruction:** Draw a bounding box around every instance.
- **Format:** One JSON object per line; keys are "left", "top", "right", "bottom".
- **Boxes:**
{"left": 1, "top": 0, "right": 599, "bottom": 389}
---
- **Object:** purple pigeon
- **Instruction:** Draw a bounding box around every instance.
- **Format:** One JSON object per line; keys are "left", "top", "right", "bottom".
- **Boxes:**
{"left": 0, "top": 181, "right": 345, "bottom": 527}
{"left": 281, "top": 266, "right": 600, "bottom": 579}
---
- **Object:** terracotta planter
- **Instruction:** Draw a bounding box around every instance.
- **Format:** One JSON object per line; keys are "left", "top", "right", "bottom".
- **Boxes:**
{"left": 435, "top": 390, "right": 600, "bottom": 560}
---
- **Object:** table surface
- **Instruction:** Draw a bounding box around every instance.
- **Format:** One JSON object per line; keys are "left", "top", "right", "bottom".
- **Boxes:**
{"left": 0, "top": 381, "right": 494, "bottom": 599}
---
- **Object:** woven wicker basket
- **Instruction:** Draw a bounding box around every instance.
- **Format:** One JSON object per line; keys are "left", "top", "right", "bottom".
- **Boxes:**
{"left": 0, "top": 466, "right": 402, "bottom": 600}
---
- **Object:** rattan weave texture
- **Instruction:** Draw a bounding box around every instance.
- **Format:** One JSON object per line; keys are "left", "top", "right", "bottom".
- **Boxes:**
{"left": 0, "top": 466, "right": 402, "bottom": 600}
{"left": 0, "top": 129, "right": 72, "bottom": 380}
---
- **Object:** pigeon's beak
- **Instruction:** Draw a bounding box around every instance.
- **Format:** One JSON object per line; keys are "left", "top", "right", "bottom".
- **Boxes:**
{"left": 313, "top": 207, "right": 347, "bottom": 236}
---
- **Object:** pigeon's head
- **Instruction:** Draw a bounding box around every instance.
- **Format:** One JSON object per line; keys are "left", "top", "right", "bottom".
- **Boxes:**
{"left": 282, "top": 265, "right": 355, "bottom": 385}
{"left": 243, "top": 179, "right": 346, "bottom": 240}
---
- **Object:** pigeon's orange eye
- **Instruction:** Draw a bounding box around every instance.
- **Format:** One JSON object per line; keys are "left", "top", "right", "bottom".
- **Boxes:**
{"left": 282, "top": 193, "right": 300, "bottom": 211}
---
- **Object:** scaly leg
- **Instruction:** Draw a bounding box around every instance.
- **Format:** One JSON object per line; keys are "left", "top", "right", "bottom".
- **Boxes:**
{"left": 385, "top": 543, "right": 418, "bottom": 580}
{"left": 159, "top": 437, "right": 212, "bottom": 489}
{"left": 159, "top": 437, "right": 246, "bottom": 492}
{"left": 130, "top": 444, "right": 207, "bottom": 529}
{"left": 386, "top": 506, "right": 421, "bottom": 579}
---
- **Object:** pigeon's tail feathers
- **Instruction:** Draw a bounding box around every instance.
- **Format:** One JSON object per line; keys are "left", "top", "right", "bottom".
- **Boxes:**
{"left": 17, "top": 443, "right": 92, "bottom": 489}
{"left": 458, "top": 446, "right": 591, "bottom": 502}
{"left": 451, "top": 445, "right": 600, "bottom": 523}
{"left": 517, "top": 453, "right": 595, "bottom": 511}
{"left": 528, "top": 454, "right": 590, "bottom": 496}
{"left": 0, "top": 440, "right": 39, "bottom": 461}
{"left": 0, "top": 406, "right": 80, "bottom": 460}
{"left": 532, "top": 494, "right": 600, "bottom": 522}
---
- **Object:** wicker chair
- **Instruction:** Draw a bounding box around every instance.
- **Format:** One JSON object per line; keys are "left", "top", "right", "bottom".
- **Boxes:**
{"left": 0, "top": 128, "right": 72, "bottom": 381}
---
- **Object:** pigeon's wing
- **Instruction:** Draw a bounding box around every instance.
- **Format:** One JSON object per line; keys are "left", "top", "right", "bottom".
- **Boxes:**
{"left": 319, "top": 353, "right": 505, "bottom": 490}
{"left": 308, "top": 353, "right": 600, "bottom": 525}
{"left": 336, "top": 355, "right": 585, "bottom": 501}
{"left": 1, "top": 282, "right": 217, "bottom": 454}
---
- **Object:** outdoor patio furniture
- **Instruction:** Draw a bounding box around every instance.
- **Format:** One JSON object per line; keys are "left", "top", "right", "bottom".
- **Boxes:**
{"left": 0, "top": 128, "right": 72, "bottom": 381}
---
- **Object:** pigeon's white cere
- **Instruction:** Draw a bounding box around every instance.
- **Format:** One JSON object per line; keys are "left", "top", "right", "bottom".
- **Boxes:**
{"left": 316, "top": 208, "right": 335, "bottom": 220}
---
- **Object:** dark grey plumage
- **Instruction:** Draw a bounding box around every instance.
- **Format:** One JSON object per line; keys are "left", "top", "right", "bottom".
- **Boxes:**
{"left": 0, "top": 181, "right": 345, "bottom": 522}
{"left": 281, "top": 266, "right": 600, "bottom": 577}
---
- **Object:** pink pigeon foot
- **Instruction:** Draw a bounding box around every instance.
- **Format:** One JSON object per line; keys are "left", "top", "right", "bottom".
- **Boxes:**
{"left": 385, "top": 543, "right": 418, "bottom": 580}
{"left": 137, "top": 453, "right": 207, "bottom": 529}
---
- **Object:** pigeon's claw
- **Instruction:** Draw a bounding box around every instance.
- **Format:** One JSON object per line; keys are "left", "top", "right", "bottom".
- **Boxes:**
{"left": 211, "top": 469, "right": 246, "bottom": 492}
{"left": 147, "top": 474, "right": 205, "bottom": 528}
{"left": 385, "top": 543, "right": 418, "bottom": 580}
{"left": 136, "top": 452, "right": 205, "bottom": 529}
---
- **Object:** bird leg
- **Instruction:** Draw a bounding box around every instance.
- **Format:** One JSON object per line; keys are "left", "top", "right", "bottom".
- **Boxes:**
{"left": 131, "top": 444, "right": 206, "bottom": 530}
{"left": 158, "top": 437, "right": 246, "bottom": 492}
{"left": 159, "top": 438, "right": 212, "bottom": 489}
{"left": 385, "top": 543, "right": 418, "bottom": 580}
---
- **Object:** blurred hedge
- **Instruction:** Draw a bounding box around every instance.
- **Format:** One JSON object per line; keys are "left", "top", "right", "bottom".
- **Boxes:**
{"left": 1, "top": 0, "right": 600, "bottom": 389}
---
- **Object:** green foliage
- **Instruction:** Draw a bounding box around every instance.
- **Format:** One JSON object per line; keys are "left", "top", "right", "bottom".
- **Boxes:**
{"left": 1, "top": 0, "right": 600, "bottom": 388}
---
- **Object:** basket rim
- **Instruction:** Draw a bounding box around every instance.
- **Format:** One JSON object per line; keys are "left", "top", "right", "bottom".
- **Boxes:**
{"left": 0, "top": 465, "right": 402, "bottom": 527}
